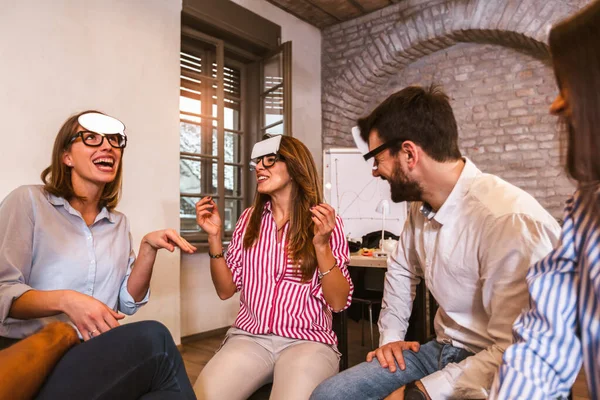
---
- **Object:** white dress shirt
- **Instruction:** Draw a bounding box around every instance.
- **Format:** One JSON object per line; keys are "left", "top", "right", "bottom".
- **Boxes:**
{"left": 379, "top": 159, "right": 561, "bottom": 399}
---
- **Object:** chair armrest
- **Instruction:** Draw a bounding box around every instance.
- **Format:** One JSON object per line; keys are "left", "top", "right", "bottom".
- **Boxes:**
{"left": 0, "top": 322, "right": 79, "bottom": 400}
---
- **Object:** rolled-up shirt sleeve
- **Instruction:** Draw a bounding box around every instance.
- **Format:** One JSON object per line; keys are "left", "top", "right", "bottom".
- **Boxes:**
{"left": 379, "top": 210, "right": 422, "bottom": 346}
{"left": 0, "top": 186, "right": 35, "bottom": 324}
{"left": 118, "top": 232, "right": 149, "bottom": 315}
{"left": 311, "top": 215, "right": 354, "bottom": 312}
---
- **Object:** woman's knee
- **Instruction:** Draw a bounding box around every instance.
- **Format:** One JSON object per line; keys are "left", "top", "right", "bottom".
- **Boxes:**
{"left": 124, "top": 320, "right": 176, "bottom": 352}
{"left": 134, "top": 320, "right": 170, "bottom": 335}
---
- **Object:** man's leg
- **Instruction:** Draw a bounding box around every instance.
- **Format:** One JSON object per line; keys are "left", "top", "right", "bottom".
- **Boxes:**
{"left": 270, "top": 341, "right": 339, "bottom": 400}
{"left": 193, "top": 333, "right": 274, "bottom": 400}
{"left": 438, "top": 343, "right": 473, "bottom": 368}
{"left": 36, "top": 320, "right": 195, "bottom": 400}
{"left": 310, "top": 341, "right": 443, "bottom": 400}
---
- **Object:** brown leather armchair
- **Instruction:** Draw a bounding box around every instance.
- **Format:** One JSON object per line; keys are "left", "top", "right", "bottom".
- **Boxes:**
{"left": 0, "top": 322, "right": 79, "bottom": 400}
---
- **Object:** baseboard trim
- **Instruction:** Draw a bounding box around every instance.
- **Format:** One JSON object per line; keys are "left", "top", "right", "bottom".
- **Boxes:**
{"left": 181, "top": 326, "right": 230, "bottom": 344}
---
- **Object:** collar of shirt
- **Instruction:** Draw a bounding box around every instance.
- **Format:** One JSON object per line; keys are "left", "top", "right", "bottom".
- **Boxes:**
{"left": 419, "top": 203, "right": 436, "bottom": 220}
{"left": 425, "top": 158, "right": 481, "bottom": 227}
{"left": 263, "top": 200, "right": 273, "bottom": 215}
{"left": 261, "top": 201, "right": 290, "bottom": 235}
{"left": 45, "top": 192, "right": 116, "bottom": 224}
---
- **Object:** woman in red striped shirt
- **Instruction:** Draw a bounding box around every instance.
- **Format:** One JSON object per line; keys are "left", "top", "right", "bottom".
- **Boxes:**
{"left": 193, "top": 135, "right": 353, "bottom": 400}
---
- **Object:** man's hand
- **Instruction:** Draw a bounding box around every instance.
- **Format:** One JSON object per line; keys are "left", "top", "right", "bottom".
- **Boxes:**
{"left": 366, "top": 340, "right": 420, "bottom": 372}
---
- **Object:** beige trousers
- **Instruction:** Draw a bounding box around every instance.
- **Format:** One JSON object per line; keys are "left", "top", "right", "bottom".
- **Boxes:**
{"left": 194, "top": 328, "right": 340, "bottom": 400}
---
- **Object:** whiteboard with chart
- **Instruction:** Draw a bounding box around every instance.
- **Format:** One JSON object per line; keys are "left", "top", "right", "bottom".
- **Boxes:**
{"left": 322, "top": 148, "right": 408, "bottom": 241}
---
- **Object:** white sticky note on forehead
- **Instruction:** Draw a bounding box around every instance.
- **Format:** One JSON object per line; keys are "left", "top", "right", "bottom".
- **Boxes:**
{"left": 78, "top": 112, "right": 126, "bottom": 136}
{"left": 251, "top": 135, "right": 282, "bottom": 159}
{"left": 352, "top": 126, "right": 370, "bottom": 157}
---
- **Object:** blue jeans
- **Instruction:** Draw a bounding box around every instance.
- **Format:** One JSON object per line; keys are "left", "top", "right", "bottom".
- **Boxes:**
{"left": 310, "top": 340, "right": 472, "bottom": 400}
{"left": 35, "top": 320, "right": 196, "bottom": 400}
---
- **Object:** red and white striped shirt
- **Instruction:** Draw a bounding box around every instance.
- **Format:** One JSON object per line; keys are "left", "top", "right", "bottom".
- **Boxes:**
{"left": 225, "top": 202, "right": 353, "bottom": 346}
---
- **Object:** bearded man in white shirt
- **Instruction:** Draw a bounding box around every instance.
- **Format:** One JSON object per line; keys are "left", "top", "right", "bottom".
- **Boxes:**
{"left": 310, "top": 85, "right": 561, "bottom": 400}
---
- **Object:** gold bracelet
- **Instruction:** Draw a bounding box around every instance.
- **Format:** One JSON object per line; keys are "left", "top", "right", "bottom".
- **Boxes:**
{"left": 318, "top": 262, "right": 338, "bottom": 280}
{"left": 208, "top": 250, "right": 224, "bottom": 259}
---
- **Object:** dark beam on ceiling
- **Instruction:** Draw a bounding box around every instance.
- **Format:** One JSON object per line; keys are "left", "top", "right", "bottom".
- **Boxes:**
{"left": 264, "top": 0, "right": 324, "bottom": 28}
{"left": 347, "top": 0, "right": 367, "bottom": 13}
{"left": 304, "top": 0, "right": 343, "bottom": 21}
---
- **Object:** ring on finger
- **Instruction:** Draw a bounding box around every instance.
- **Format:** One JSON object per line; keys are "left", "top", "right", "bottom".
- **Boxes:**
{"left": 89, "top": 329, "right": 98, "bottom": 337}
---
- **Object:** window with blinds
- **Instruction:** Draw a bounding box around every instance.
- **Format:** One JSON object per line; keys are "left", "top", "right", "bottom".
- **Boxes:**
{"left": 260, "top": 41, "right": 291, "bottom": 136}
{"left": 179, "top": 33, "right": 245, "bottom": 243}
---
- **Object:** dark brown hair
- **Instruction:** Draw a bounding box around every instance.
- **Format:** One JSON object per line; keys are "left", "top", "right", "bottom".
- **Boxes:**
{"left": 549, "top": 1, "right": 600, "bottom": 186}
{"left": 243, "top": 136, "right": 322, "bottom": 281}
{"left": 41, "top": 110, "right": 124, "bottom": 210}
{"left": 358, "top": 85, "right": 461, "bottom": 162}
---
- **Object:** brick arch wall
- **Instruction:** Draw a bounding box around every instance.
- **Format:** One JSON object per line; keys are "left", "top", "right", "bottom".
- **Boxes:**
{"left": 322, "top": 0, "right": 591, "bottom": 218}
{"left": 381, "top": 43, "right": 571, "bottom": 217}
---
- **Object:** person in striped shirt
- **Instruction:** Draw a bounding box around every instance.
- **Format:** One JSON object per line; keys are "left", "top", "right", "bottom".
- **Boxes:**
{"left": 492, "top": 1, "right": 600, "bottom": 398}
{"left": 193, "top": 135, "right": 354, "bottom": 400}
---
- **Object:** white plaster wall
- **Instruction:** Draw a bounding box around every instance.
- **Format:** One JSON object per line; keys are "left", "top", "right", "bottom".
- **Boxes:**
{"left": 180, "top": 0, "right": 323, "bottom": 337}
{"left": 0, "top": 0, "right": 183, "bottom": 343}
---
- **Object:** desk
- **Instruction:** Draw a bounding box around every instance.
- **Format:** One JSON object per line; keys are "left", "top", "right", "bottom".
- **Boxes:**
{"left": 348, "top": 254, "right": 388, "bottom": 268}
{"left": 334, "top": 255, "right": 387, "bottom": 370}
{"left": 334, "top": 254, "right": 434, "bottom": 371}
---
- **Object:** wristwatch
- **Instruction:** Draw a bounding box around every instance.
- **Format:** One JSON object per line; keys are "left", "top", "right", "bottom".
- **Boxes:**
{"left": 404, "top": 382, "right": 427, "bottom": 400}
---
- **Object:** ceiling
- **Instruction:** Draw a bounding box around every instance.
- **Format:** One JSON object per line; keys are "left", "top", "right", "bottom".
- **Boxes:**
{"left": 266, "top": 0, "right": 402, "bottom": 29}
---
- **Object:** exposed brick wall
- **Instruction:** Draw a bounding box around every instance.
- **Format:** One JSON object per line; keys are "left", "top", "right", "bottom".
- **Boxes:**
{"left": 384, "top": 43, "right": 571, "bottom": 217}
{"left": 321, "top": 0, "right": 592, "bottom": 219}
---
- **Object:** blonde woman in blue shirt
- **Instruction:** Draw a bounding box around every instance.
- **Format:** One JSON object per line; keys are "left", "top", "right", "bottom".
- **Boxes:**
{"left": 0, "top": 111, "right": 196, "bottom": 399}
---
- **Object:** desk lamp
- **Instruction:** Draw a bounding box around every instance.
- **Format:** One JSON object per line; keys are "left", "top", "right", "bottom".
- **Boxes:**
{"left": 374, "top": 199, "right": 390, "bottom": 257}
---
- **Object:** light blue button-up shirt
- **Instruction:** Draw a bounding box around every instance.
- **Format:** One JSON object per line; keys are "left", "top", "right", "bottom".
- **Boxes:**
{"left": 0, "top": 185, "right": 149, "bottom": 338}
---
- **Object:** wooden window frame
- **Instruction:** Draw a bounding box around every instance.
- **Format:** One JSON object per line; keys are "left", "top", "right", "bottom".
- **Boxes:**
{"left": 180, "top": 28, "right": 248, "bottom": 246}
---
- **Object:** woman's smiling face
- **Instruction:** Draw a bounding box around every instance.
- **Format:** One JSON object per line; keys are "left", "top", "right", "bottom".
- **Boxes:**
{"left": 63, "top": 126, "right": 122, "bottom": 187}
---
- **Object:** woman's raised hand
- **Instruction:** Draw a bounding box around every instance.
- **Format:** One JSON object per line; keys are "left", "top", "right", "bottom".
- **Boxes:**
{"left": 195, "top": 196, "right": 222, "bottom": 237}
{"left": 311, "top": 203, "right": 336, "bottom": 248}
{"left": 142, "top": 229, "right": 196, "bottom": 254}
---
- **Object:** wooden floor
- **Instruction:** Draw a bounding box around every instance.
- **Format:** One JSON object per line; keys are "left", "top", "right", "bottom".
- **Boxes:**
{"left": 180, "top": 319, "right": 590, "bottom": 399}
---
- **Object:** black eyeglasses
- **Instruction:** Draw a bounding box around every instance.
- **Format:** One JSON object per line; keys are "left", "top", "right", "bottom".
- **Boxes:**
{"left": 71, "top": 131, "right": 127, "bottom": 149}
{"left": 363, "top": 138, "right": 406, "bottom": 161}
{"left": 249, "top": 154, "right": 283, "bottom": 171}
